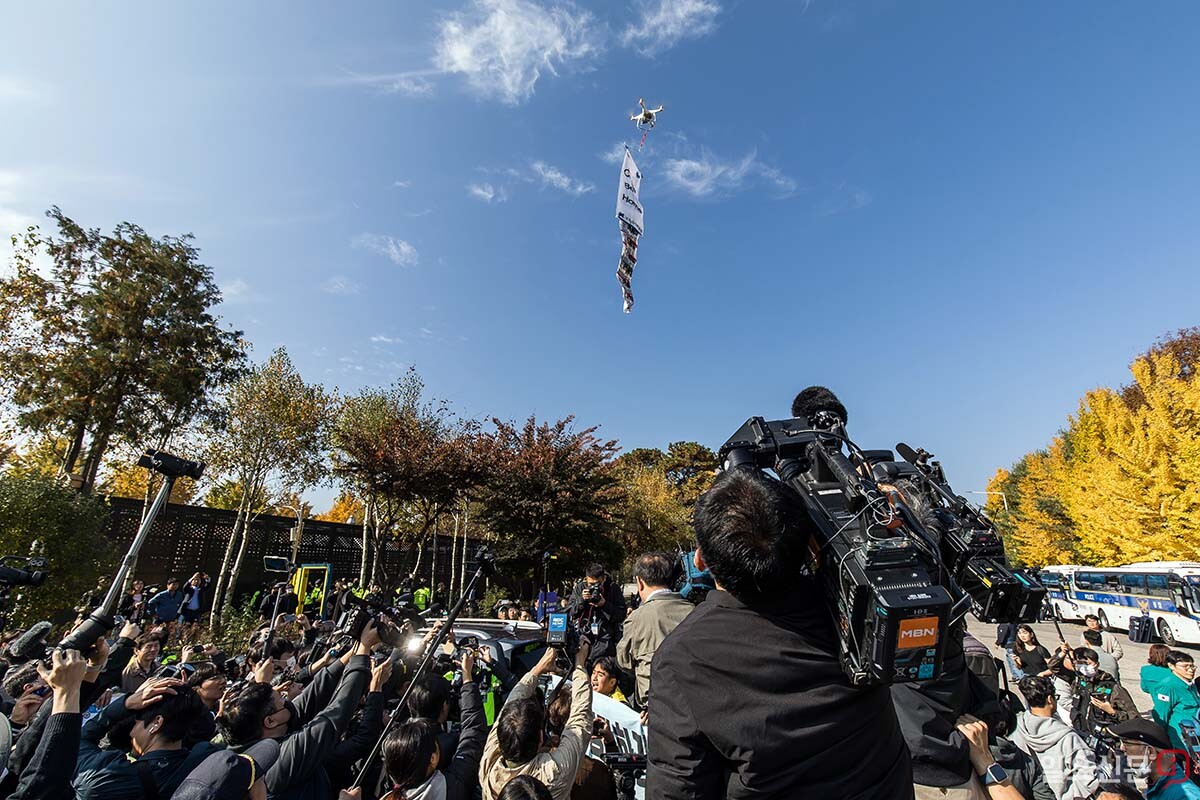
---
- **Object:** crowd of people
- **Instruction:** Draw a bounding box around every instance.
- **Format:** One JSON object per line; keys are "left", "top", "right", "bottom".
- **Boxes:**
{"left": 0, "top": 469, "right": 1198, "bottom": 799}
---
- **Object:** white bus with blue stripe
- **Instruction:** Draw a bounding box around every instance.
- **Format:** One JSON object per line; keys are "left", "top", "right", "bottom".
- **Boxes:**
{"left": 1037, "top": 562, "right": 1200, "bottom": 647}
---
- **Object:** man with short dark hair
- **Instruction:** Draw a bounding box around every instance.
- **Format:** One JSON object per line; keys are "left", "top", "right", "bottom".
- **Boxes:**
{"left": 147, "top": 577, "right": 185, "bottom": 624}
{"left": 646, "top": 468, "right": 913, "bottom": 799}
{"left": 1156, "top": 650, "right": 1199, "bottom": 753}
{"left": 565, "top": 564, "right": 625, "bottom": 662}
{"left": 479, "top": 641, "right": 592, "bottom": 800}
{"left": 1010, "top": 676, "right": 1099, "bottom": 800}
{"left": 408, "top": 673, "right": 459, "bottom": 766}
{"left": 121, "top": 632, "right": 161, "bottom": 694}
{"left": 75, "top": 677, "right": 220, "bottom": 799}
{"left": 1081, "top": 628, "right": 1122, "bottom": 683}
{"left": 616, "top": 551, "right": 692, "bottom": 711}
{"left": 219, "top": 621, "right": 376, "bottom": 800}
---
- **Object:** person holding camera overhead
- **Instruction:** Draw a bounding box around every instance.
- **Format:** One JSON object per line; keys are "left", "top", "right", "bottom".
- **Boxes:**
{"left": 564, "top": 564, "right": 625, "bottom": 663}
{"left": 645, "top": 467, "right": 913, "bottom": 800}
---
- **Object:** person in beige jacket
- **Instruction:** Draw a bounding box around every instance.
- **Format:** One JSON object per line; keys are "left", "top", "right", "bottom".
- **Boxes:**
{"left": 617, "top": 552, "right": 694, "bottom": 711}
{"left": 479, "top": 640, "right": 593, "bottom": 800}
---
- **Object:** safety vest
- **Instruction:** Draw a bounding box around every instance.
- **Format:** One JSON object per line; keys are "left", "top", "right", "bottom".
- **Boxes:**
{"left": 414, "top": 587, "right": 431, "bottom": 610}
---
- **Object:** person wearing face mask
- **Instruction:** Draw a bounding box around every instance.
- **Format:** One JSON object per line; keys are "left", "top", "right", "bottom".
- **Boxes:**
{"left": 219, "top": 619, "right": 378, "bottom": 800}
{"left": 1064, "top": 647, "right": 1137, "bottom": 741}
{"left": 74, "top": 676, "right": 217, "bottom": 799}
{"left": 1109, "top": 717, "right": 1200, "bottom": 800}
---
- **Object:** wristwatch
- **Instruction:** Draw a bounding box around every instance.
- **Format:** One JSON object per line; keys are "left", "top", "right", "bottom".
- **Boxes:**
{"left": 981, "top": 763, "right": 1010, "bottom": 787}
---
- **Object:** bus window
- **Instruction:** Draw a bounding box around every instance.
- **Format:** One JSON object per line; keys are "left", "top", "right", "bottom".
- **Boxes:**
{"left": 1146, "top": 574, "right": 1169, "bottom": 597}
{"left": 1105, "top": 574, "right": 1121, "bottom": 591}
{"left": 1039, "top": 571, "right": 1062, "bottom": 588}
{"left": 1077, "top": 572, "right": 1102, "bottom": 590}
{"left": 1120, "top": 574, "right": 1145, "bottom": 594}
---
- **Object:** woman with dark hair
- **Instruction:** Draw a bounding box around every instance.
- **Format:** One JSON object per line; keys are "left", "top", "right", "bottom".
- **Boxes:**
{"left": 380, "top": 652, "right": 485, "bottom": 800}
{"left": 1141, "top": 643, "right": 1173, "bottom": 728}
{"left": 1011, "top": 624, "right": 1052, "bottom": 678}
{"left": 498, "top": 775, "right": 554, "bottom": 800}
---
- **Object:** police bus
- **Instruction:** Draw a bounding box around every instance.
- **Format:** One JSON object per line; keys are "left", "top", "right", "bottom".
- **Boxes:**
{"left": 1038, "top": 562, "right": 1200, "bottom": 647}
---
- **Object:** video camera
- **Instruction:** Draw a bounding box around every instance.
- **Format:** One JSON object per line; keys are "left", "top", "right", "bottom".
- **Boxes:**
{"left": 720, "top": 414, "right": 955, "bottom": 687}
{"left": 0, "top": 555, "right": 48, "bottom": 587}
{"left": 545, "top": 610, "right": 591, "bottom": 666}
{"left": 602, "top": 752, "right": 646, "bottom": 800}
{"left": 887, "top": 444, "right": 1045, "bottom": 623}
{"left": 334, "top": 592, "right": 421, "bottom": 648}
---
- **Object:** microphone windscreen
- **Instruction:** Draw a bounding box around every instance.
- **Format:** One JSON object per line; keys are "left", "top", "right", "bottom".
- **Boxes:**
{"left": 791, "top": 386, "right": 848, "bottom": 425}
{"left": 896, "top": 443, "right": 920, "bottom": 464}
{"left": 9, "top": 621, "right": 52, "bottom": 661}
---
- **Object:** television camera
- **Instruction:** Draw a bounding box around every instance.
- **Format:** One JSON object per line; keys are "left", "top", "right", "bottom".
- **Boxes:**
{"left": 602, "top": 752, "right": 646, "bottom": 800}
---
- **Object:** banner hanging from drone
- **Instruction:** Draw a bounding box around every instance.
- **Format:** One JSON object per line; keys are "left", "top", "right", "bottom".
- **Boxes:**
{"left": 615, "top": 148, "right": 644, "bottom": 314}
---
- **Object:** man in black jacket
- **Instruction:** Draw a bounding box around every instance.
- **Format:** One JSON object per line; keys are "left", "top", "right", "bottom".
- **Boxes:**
{"left": 564, "top": 564, "right": 625, "bottom": 663}
{"left": 220, "top": 620, "right": 378, "bottom": 800}
{"left": 646, "top": 468, "right": 914, "bottom": 800}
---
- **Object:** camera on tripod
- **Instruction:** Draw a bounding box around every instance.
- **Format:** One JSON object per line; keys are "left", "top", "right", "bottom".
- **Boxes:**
{"left": 137, "top": 449, "right": 205, "bottom": 480}
{"left": 720, "top": 415, "right": 954, "bottom": 687}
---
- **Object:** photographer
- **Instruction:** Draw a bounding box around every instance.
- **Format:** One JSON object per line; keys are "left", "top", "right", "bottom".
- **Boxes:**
{"left": 378, "top": 651, "right": 485, "bottom": 800}
{"left": 9, "top": 648, "right": 89, "bottom": 800}
{"left": 645, "top": 468, "right": 913, "bottom": 799}
{"left": 147, "top": 577, "right": 185, "bottom": 624}
{"left": 1064, "top": 647, "right": 1136, "bottom": 737}
{"left": 219, "top": 619, "right": 377, "bottom": 799}
{"left": 564, "top": 565, "right": 625, "bottom": 662}
{"left": 480, "top": 640, "right": 594, "bottom": 800}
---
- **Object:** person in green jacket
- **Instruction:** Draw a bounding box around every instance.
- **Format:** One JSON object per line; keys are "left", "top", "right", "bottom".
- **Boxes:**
{"left": 414, "top": 579, "right": 431, "bottom": 612}
{"left": 1154, "top": 650, "right": 1199, "bottom": 752}
{"left": 1141, "top": 643, "right": 1175, "bottom": 727}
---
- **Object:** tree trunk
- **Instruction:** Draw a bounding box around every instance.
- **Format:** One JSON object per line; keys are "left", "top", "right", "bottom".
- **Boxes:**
{"left": 359, "top": 497, "right": 373, "bottom": 587}
{"left": 461, "top": 500, "right": 470, "bottom": 597}
{"left": 80, "top": 423, "right": 115, "bottom": 493}
{"left": 290, "top": 513, "right": 305, "bottom": 566}
{"left": 431, "top": 518, "right": 439, "bottom": 603}
{"left": 449, "top": 513, "right": 460, "bottom": 600}
{"left": 62, "top": 416, "right": 87, "bottom": 477}
{"left": 228, "top": 480, "right": 267, "bottom": 612}
{"left": 210, "top": 499, "right": 249, "bottom": 626}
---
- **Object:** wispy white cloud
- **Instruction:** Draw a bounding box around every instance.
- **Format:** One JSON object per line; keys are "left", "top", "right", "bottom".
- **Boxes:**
{"left": 326, "top": 69, "right": 436, "bottom": 97}
{"left": 405, "top": 209, "right": 433, "bottom": 218}
{"left": 531, "top": 161, "right": 594, "bottom": 196}
{"left": 352, "top": 233, "right": 419, "bottom": 266}
{"left": 661, "top": 147, "right": 796, "bottom": 199}
{"left": 322, "top": 275, "right": 362, "bottom": 295}
{"left": 370, "top": 334, "right": 404, "bottom": 344}
{"left": 620, "top": 0, "right": 720, "bottom": 51}
{"left": 0, "top": 76, "right": 41, "bottom": 104}
{"left": 599, "top": 142, "right": 628, "bottom": 165}
{"left": 821, "top": 183, "right": 872, "bottom": 215}
{"left": 392, "top": 180, "right": 412, "bottom": 188}
{"left": 434, "top": 0, "right": 600, "bottom": 105}
{"left": 419, "top": 327, "right": 435, "bottom": 338}
{"left": 221, "top": 278, "right": 252, "bottom": 304}
{"left": 467, "top": 182, "right": 507, "bottom": 203}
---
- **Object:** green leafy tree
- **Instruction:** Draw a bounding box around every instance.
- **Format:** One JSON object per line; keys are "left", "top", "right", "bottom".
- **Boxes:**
{"left": 0, "top": 209, "right": 245, "bottom": 491}
{"left": 330, "top": 369, "right": 488, "bottom": 589}
{"left": 205, "top": 348, "right": 332, "bottom": 623}
{"left": 477, "top": 416, "right": 623, "bottom": 580}
{"left": 0, "top": 472, "right": 113, "bottom": 628}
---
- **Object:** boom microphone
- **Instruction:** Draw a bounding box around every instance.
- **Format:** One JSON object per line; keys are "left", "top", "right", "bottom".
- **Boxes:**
{"left": 8, "top": 621, "right": 52, "bottom": 661}
{"left": 791, "top": 386, "right": 848, "bottom": 427}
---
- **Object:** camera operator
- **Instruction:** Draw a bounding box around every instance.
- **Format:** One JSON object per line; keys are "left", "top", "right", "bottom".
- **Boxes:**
{"left": 616, "top": 551, "right": 692, "bottom": 712}
{"left": 408, "top": 673, "right": 461, "bottom": 765}
{"left": 480, "top": 640, "right": 594, "bottom": 800}
{"left": 564, "top": 565, "right": 625, "bottom": 662}
{"left": 75, "top": 676, "right": 220, "bottom": 798}
{"left": 1062, "top": 647, "right": 1136, "bottom": 737}
{"left": 645, "top": 468, "right": 913, "bottom": 800}
{"left": 377, "top": 651, "right": 486, "bottom": 800}
{"left": 1010, "top": 676, "right": 1100, "bottom": 800}
{"left": 219, "top": 619, "right": 378, "bottom": 800}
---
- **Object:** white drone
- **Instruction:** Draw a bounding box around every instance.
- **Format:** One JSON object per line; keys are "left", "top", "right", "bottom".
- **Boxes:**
{"left": 630, "top": 98, "right": 664, "bottom": 130}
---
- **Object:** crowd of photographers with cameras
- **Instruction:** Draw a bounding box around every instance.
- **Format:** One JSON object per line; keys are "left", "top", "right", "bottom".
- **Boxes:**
{"left": 0, "top": 387, "right": 1198, "bottom": 800}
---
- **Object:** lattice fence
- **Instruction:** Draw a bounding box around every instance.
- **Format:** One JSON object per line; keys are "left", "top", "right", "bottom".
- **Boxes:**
{"left": 105, "top": 497, "right": 478, "bottom": 603}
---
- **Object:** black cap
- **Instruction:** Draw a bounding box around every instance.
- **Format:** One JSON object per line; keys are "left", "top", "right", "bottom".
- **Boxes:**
{"left": 1109, "top": 718, "right": 1172, "bottom": 750}
{"left": 170, "top": 740, "right": 280, "bottom": 800}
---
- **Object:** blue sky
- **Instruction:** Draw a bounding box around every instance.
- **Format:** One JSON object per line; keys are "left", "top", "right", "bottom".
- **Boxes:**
{"left": 4, "top": 1, "right": 1200, "bottom": 511}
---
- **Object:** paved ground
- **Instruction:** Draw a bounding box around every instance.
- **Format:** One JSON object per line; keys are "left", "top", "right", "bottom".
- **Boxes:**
{"left": 964, "top": 616, "right": 1200, "bottom": 712}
